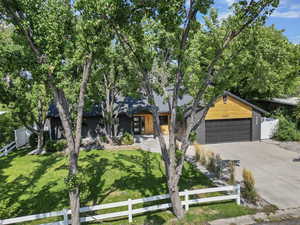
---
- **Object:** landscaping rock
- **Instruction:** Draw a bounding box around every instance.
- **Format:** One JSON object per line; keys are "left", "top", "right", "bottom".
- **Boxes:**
{"left": 80, "top": 137, "right": 103, "bottom": 150}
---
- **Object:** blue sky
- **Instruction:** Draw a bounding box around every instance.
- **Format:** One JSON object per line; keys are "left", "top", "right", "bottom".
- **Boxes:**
{"left": 214, "top": 0, "right": 300, "bottom": 44}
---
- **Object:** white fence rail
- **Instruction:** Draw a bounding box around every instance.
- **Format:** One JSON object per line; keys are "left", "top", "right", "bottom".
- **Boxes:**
{"left": 0, "top": 142, "right": 16, "bottom": 157}
{"left": 0, "top": 185, "right": 240, "bottom": 225}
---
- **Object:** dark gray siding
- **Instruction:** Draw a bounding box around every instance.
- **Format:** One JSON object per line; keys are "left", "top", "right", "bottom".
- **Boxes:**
{"left": 50, "top": 117, "right": 101, "bottom": 140}
{"left": 252, "top": 110, "right": 261, "bottom": 141}
{"left": 196, "top": 110, "right": 206, "bottom": 144}
{"left": 118, "top": 114, "right": 132, "bottom": 134}
{"left": 82, "top": 117, "right": 100, "bottom": 138}
{"left": 50, "top": 118, "right": 63, "bottom": 140}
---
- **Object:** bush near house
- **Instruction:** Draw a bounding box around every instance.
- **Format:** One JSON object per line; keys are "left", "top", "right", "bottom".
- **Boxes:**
{"left": 120, "top": 132, "right": 134, "bottom": 145}
{"left": 0, "top": 111, "right": 22, "bottom": 148}
{"left": 273, "top": 115, "right": 300, "bottom": 141}
{"left": 45, "top": 139, "right": 67, "bottom": 152}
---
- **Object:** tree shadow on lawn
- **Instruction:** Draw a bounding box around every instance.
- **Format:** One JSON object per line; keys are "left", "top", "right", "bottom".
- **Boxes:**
{"left": 1, "top": 149, "right": 212, "bottom": 222}
{"left": 0, "top": 153, "right": 67, "bottom": 217}
{"left": 106, "top": 150, "right": 212, "bottom": 197}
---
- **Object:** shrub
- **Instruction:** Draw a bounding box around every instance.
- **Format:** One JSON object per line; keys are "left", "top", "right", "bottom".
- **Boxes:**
{"left": 120, "top": 132, "right": 134, "bottom": 145}
{"left": 45, "top": 139, "right": 67, "bottom": 152}
{"left": 228, "top": 161, "right": 236, "bottom": 185}
{"left": 99, "top": 135, "right": 108, "bottom": 144}
{"left": 29, "top": 131, "right": 50, "bottom": 148}
{"left": 0, "top": 112, "right": 22, "bottom": 148}
{"left": 207, "top": 152, "right": 216, "bottom": 173}
{"left": 200, "top": 151, "right": 208, "bottom": 166}
{"left": 242, "top": 168, "right": 257, "bottom": 203}
{"left": 195, "top": 144, "right": 202, "bottom": 162}
{"left": 274, "top": 115, "right": 300, "bottom": 141}
{"left": 215, "top": 154, "right": 222, "bottom": 178}
{"left": 29, "top": 133, "right": 38, "bottom": 148}
{"left": 0, "top": 199, "right": 19, "bottom": 218}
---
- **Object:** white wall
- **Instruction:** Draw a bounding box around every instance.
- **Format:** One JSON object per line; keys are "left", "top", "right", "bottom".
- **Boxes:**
{"left": 261, "top": 117, "right": 279, "bottom": 140}
{"left": 15, "top": 127, "right": 32, "bottom": 148}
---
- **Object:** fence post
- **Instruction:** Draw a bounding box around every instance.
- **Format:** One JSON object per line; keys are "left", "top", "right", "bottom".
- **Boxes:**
{"left": 63, "top": 208, "right": 68, "bottom": 225}
{"left": 184, "top": 189, "right": 189, "bottom": 211}
{"left": 128, "top": 199, "right": 133, "bottom": 223}
{"left": 236, "top": 184, "right": 241, "bottom": 205}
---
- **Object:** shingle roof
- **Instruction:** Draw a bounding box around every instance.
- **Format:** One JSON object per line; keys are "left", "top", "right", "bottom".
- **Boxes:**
{"left": 47, "top": 91, "right": 267, "bottom": 118}
{"left": 269, "top": 97, "right": 300, "bottom": 106}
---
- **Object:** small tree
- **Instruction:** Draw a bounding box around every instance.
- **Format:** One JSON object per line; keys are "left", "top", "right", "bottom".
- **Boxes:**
{"left": 242, "top": 168, "right": 257, "bottom": 203}
{"left": 0, "top": 25, "right": 51, "bottom": 154}
{"left": 88, "top": 43, "right": 137, "bottom": 143}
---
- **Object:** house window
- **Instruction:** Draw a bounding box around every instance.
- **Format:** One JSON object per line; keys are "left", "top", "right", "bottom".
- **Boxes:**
{"left": 159, "top": 115, "right": 169, "bottom": 125}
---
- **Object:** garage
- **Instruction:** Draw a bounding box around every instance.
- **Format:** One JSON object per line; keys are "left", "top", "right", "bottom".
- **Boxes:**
{"left": 196, "top": 92, "right": 267, "bottom": 144}
{"left": 205, "top": 119, "right": 252, "bottom": 144}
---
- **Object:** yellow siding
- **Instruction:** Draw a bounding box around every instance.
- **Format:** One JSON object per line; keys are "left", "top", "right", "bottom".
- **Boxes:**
{"left": 205, "top": 96, "right": 252, "bottom": 120}
{"left": 160, "top": 125, "right": 169, "bottom": 135}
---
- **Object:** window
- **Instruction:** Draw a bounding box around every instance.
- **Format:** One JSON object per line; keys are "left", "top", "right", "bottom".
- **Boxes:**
{"left": 159, "top": 115, "right": 169, "bottom": 125}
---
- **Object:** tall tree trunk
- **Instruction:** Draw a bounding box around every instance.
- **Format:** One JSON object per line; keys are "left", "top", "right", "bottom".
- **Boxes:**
{"left": 72, "top": 54, "right": 93, "bottom": 225}
{"left": 167, "top": 163, "right": 184, "bottom": 218}
{"left": 51, "top": 51, "right": 93, "bottom": 225}
{"left": 149, "top": 91, "right": 184, "bottom": 219}
{"left": 52, "top": 87, "right": 79, "bottom": 224}
{"left": 36, "top": 130, "right": 44, "bottom": 153}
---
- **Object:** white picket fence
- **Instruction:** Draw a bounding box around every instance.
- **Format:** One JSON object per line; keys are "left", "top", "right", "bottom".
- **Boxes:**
{"left": 0, "top": 142, "right": 16, "bottom": 157}
{"left": 0, "top": 185, "right": 240, "bottom": 225}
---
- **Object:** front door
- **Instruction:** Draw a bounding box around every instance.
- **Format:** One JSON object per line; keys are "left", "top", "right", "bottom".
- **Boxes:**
{"left": 133, "top": 114, "right": 154, "bottom": 135}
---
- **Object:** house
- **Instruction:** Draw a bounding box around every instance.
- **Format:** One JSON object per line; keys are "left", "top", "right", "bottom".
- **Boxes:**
{"left": 253, "top": 97, "right": 300, "bottom": 113}
{"left": 47, "top": 91, "right": 267, "bottom": 144}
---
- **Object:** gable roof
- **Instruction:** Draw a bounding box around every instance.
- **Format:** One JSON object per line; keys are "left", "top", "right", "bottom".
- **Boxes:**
{"left": 224, "top": 91, "right": 268, "bottom": 114}
{"left": 48, "top": 91, "right": 268, "bottom": 118}
{"left": 116, "top": 93, "right": 193, "bottom": 115}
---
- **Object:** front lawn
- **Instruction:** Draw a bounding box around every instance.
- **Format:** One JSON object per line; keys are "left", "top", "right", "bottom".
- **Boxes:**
{"left": 0, "top": 148, "right": 255, "bottom": 224}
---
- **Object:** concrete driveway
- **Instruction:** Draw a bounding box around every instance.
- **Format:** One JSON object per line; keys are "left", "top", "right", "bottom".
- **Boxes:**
{"left": 205, "top": 141, "right": 300, "bottom": 209}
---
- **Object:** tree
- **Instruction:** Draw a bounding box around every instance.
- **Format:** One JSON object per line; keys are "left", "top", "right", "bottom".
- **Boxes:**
{"left": 228, "top": 25, "right": 300, "bottom": 99}
{"left": 0, "top": 24, "right": 51, "bottom": 154}
{"left": 113, "top": 0, "right": 279, "bottom": 218}
{"left": 88, "top": 43, "right": 137, "bottom": 143}
{"left": 0, "top": 0, "right": 123, "bottom": 224}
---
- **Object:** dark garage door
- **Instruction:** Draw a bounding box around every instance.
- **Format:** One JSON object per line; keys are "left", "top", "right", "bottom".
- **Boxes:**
{"left": 206, "top": 119, "right": 251, "bottom": 144}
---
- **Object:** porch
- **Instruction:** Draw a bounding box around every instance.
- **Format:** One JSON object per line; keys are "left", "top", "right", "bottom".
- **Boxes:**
{"left": 133, "top": 113, "right": 170, "bottom": 135}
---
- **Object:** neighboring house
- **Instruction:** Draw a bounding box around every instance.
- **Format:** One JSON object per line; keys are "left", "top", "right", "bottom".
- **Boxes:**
{"left": 47, "top": 91, "right": 267, "bottom": 144}
{"left": 254, "top": 97, "right": 300, "bottom": 113}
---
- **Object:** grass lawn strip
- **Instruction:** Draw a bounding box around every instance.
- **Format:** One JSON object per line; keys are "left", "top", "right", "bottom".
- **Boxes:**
{"left": 0, "top": 149, "right": 255, "bottom": 224}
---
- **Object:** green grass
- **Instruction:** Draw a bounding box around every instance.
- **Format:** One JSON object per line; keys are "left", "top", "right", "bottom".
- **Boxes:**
{"left": 0, "top": 149, "right": 255, "bottom": 224}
